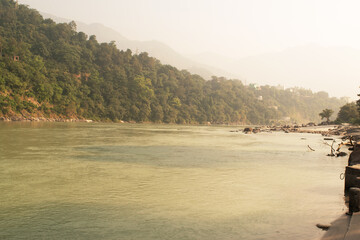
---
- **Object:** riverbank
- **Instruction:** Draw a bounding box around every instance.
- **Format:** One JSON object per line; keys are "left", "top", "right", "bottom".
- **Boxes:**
{"left": 321, "top": 213, "right": 360, "bottom": 240}
{"left": 0, "top": 116, "right": 94, "bottom": 122}
{"left": 318, "top": 129, "right": 360, "bottom": 239}
{"left": 3, "top": 116, "right": 359, "bottom": 140}
{"left": 240, "top": 124, "right": 360, "bottom": 141}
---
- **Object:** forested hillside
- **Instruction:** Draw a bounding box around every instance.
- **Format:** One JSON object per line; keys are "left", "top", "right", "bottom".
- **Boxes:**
{"left": 0, "top": 0, "right": 346, "bottom": 124}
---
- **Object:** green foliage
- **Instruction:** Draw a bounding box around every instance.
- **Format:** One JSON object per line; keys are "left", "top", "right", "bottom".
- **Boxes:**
{"left": 0, "top": 0, "right": 347, "bottom": 124}
{"left": 357, "top": 93, "right": 360, "bottom": 116}
{"left": 335, "top": 102, "right": 359, "bottom": 124}
{"left": 319, "top": 108, "right": 334, "bottom": 123}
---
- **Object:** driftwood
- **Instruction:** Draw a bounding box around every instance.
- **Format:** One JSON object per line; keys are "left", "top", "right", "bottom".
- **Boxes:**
{"left": 307, "top": 145, "right": 315, "bottom": 151}
{"left": 324, "top": 140, "right": 336, "bottom": 156}
{"left": 336, "top": 142, "right": 343, "bottom": 152}
{"left": 323, "top": 140, "right": 348, "bottom": 157}
{"left": 348, "top": 136, "right": 355, "bottom": 147}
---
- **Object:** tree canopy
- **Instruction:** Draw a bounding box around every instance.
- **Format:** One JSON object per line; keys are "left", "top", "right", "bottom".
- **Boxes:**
{"left": 319, "top": 109, "right": 334, "bottom": 123}
{"left": 0, "top": 0, "right": 347, "bottom": 124}
{"left": 335, "top": 103, "right": 359, "bottom": 124}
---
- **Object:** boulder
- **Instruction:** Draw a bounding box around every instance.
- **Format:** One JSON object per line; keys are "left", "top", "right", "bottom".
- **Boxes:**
{"left": 252, "top": 128, "right": 261, "bottom": 134}
{"left": 336, "top": 152, "right": 348, "bottom": 157}
{"left": 243, "top": 127, "right": 253, "bottom": 134}
{"left": 349, "top": 145, "right": 360, "bottom": 166}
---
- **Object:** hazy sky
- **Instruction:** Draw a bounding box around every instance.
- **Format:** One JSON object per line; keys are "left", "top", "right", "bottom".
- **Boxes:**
{"left": 17, "top": 0, "right": 360, "bottom": 99}
{"left": 18, "top": 0, "right": 360, "bottom": 58}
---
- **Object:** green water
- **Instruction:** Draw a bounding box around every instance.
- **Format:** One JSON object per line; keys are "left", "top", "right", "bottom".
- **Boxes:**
{"left": 0, "top": 123, "right": 347, "bottom": 239}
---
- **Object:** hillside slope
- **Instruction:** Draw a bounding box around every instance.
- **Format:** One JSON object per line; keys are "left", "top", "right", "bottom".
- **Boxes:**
{"left": 40, "top": 12, "right": 233, "bottom": 80}
{"left": 0, "top": 0, "right": 346, "bottom": 124}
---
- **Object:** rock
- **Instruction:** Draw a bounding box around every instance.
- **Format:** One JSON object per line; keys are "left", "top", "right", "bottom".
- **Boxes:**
{"left": 316, "top": 223, "right": 331, "bottom": 231}
{"left": 349, "top": 145, "right": 360, "bottom": 166}
{"left": 243, "top": 127, "right": 253, "bottom": 134}
{"left": 336, "top": 152, "right": 348, "bottom": 157}
{"left": 252, "top": 128, "right": 261, "bottom": 134}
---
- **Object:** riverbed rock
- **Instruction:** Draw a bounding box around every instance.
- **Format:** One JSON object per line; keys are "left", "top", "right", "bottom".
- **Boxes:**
{"left": 252, "top": 128, "right": 261, "bottom": 134}
{"left": 243, "top": 127, "right": 253, "bottom": 134}
{"left": 336, "top": 152, "right": 348, "bottom": 157}
{"left": 316, "top": 223, "right": 331, "bottom": 231}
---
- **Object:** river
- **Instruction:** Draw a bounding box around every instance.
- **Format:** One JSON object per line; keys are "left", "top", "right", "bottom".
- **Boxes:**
{"left": 0, "top": 122, "right": 348, "bottom": 239}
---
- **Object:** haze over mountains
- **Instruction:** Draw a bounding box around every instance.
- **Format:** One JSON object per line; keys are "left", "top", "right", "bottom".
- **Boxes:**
{"left": 191, "top": 45, "right": 360, "bottom": 100}
{"left": 41, "top": 12, "right": 359, "bottom": 100}
{"left": 40, "top": 13, "right": 234, "bottom": 81}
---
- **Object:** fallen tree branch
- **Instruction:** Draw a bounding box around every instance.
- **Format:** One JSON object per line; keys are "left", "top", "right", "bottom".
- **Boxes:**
{"left": 336, "top": 142, "right": 345, "bottom": 152}
{"left": 324, "top": 140, "right": 336, "bottom": 156}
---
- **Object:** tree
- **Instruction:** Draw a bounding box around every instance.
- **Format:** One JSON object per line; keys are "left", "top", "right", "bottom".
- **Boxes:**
{"left": 356, "top": 92, "right": 360, "bottom": 124}
{"left": 336, "top": 103, "right": 359, "bottom": 124}
{"left": 68, "top": 20, "right": 77, "bottom": 32}
{"left": 319, "top": 108, "right": 334, "bottom": 123}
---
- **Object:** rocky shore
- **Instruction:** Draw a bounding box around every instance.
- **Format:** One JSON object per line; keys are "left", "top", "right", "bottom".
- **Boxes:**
{"left": 237, "top": 124, "right": 360, "bottom": 141}
{"left": 0, "top": 116, "right": 93, "bottom": 122}
{"left": 319, "top": 137, "right": 360, "bottom": 239}
{"left": 2, "top": 116, "right": 360, "bottom": 140}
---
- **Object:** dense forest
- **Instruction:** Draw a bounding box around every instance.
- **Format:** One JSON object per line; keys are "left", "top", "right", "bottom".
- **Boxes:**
{"left": 0, "top": 0, "right": 348, "bottom": 124}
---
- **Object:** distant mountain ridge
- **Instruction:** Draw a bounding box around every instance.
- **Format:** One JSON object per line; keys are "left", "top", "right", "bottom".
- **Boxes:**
{"left": 40, "top": 12, "right": 236, "bottom": 80}
{"left": 40, "top": 13, "right": 357, "bottom": 100}
{"left": 191, "top": 44, "right": 360, "bottom": 99}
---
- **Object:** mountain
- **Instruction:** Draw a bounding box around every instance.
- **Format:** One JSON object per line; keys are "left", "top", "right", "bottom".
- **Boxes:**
{"left": 235, "top": 45, "right": 360, "bottom": 99}
{"left": 40, "top": 13, "right": 359, "bottom": 99}
{"left": 40, "top": 12, "right": 233, "bottom": 80}
{"left": 189, "top": 52, "right": 237, "bottom": 75}
{"left": 0, "top": 0, "right": 348, "bottom": 124}
{"left": 192, "top": 45, "right": 360, "bottom": 99}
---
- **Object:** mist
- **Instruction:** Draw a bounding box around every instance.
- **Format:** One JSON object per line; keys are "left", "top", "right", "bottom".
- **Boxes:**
{"left": 18, "top": 0, "right": 360, "bottom": 99}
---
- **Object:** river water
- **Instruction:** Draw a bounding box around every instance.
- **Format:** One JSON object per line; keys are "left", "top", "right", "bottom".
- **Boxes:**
{"left": 0, "top": 122, "right": 348, "bottom": 239}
